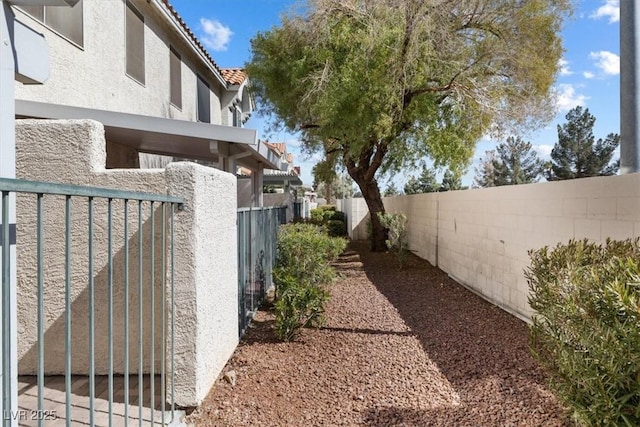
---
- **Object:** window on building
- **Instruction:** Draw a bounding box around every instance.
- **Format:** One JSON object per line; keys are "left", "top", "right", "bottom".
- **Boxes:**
{"left": 19, "top": 1, "right": 84, "bottom": 46}
{"left": 231, "top": 106, "right": 242, "bottom": 127}
{"left": 125, "top": 0, "right": 145, "bottom": 84}
{"left": 197, "top": 75, "right": 210, "bottom": 123}
{"left": 170, "top": 47, "right": 182, "bottom": 109}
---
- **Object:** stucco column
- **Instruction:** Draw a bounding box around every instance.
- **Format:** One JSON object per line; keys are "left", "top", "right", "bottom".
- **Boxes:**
{"left": 165, "top": 162, "right": 238, "bottom": 407}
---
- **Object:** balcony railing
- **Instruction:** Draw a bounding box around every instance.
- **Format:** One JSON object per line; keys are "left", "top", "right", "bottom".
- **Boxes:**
{"left": 237, "top": 206, "right": 287, "bottom": 336}
{"left": 1, "top": 177, "right": 183, "bottom": 426}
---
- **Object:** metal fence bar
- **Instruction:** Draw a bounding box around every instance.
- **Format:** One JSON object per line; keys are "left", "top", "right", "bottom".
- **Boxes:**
{"left": 64, "top": 196, "right": 71, "bottom": 427}
{"left": 170, "top": 204, "right": 175, "bottom": 421}
{"left": 88, "top": 196, "right": 95, "bottom": 427}
{"left": 1, "top": 191, "right": 10, "bottom": 427}
{"left": 36, "top": 193, "right": 44, "bottom": 427}
{"left": 161, "top": 203, "right": 166, "bottom": 426}
{"left": 123, "top": 199, "right": 130, "bottom": 425}
{"left": 0, "top": 178, "right": 182, "bottom": 205}
{"left": 107, "top": 198, "right": 114, "bottom": 426}
{"left": 150, "top": 202, "right": 155, "bottom": 426}
{"left": 137, "top": 201, "right": 143, "bottom": 427}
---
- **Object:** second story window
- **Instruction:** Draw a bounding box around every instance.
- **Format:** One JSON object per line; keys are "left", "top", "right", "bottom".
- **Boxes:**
{"left": 197, "top": 75, "right": 210, "bottom": 123}
{"left": 232, "top": 106, "right": 242, "bottom": 127}
{"left": 19, "top": 0, "right": 84, "bottom": 47}
{"left": 125, "top": 0, "right": 145, "bottom": 85}
{"left": 170, "top": 47, "right": 182, "bottom": 109}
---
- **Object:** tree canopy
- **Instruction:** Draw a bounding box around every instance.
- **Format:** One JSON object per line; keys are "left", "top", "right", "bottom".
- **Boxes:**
{"left": 248, "top": 0, "right": 571, "bottom": 250}
{"left": 546, "top": 106, "right": 619, "bottom": 180}
{"left": 475, "top": 136, "right": 543, "bottom": 187}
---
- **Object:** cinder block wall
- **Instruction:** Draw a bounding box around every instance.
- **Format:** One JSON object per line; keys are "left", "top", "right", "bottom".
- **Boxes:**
{"left": 16, "top": 119, "right": 237, "bottom": 407}
{"left": 340, "top": 174, "right": 640, "bottom": 321}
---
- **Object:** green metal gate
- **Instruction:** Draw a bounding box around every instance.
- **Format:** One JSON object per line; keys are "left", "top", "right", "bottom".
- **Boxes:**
{"left": 1, "top": 177, "right": 183, "bottom": 426}
{"left": 237, "top": 206, "right": 286, "bottom": 337}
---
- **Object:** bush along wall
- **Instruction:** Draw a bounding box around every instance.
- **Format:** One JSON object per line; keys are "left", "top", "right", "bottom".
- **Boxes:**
{"left": 526, "top": 239, "right": 640, "bottom": 427}
{"left": 309, "top": 205, "right": 347, "bottom": 237}
{"left": 273, "top": 223, "right": 347, "bottom": 341}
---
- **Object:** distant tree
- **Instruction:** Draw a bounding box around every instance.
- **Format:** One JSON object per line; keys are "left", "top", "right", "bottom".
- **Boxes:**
{"left": 439, "top": 169, "right": 466, "bottom": 192}
{"left": 404, "top": 166, "right": 439, "bottom": 194}
{"left": 474, "top": 150, "right": 498, "bottom": 188}
{"left": 546, "top": 106, "right": 619, "bottom": 180}
{"left": 494, "top": 137, "right": 543, "bottom": 185}
{"left": 312, "top": 157, "right": 338, "bottom": 202}
{"left": 383, "top": 182, "right": 400, "bottom": 197}
{"left": 475, "top": 136, "right": 543, "bottom": 187}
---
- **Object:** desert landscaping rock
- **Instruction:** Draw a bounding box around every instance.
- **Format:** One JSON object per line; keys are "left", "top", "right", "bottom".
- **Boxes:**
{"left": 188, "top": 242, "right": 571, "bottom": 426}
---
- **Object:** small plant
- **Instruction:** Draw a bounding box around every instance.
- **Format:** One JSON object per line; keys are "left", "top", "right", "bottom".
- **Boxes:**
{"left": 273, "top": 223, "right": 347, "bottom": 341}
{"left": 377, "top": 212, "right": 409, "bottom": 268}
{"left": 527, "top": 239, "right": 640, "bottom": 427}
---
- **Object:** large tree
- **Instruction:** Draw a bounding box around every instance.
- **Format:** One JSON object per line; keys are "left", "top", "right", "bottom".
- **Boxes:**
{"left": 546, "top": 106, "right": 619, "bottom": 180}
{"left": 248, "top": 0, "right": 570, "bottom": 251}
{"left": 475, "top": 136, "right": 543, "bottom": 187}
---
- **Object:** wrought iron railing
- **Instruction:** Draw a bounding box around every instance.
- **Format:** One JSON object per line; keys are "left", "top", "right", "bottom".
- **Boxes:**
{"left": 237, "top": 206, "right": 287, "bottom": 336}
{"left": 0, "top": 177, "right": 183, "bottom": 426}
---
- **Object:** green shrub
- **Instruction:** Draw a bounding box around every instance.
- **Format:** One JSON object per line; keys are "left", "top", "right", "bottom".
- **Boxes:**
{"left": 327, "top": 219, "right": 346, "bottom": 237}
{"left": 377, "top": 212, "right": 409, "bottom": 267}
{"left": 273, "top": 223, "right": 347, "bottom": 341}
{"left": 527, "top": 239, "right": 640, "bottom": 427}
{"left": 309, "top": 205, "right": 347, "bottom": 236}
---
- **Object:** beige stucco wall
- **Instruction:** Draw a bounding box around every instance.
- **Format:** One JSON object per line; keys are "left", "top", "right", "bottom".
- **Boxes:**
{"left": 340, "top": 174, "right": 640, "bottom": 321}
{"left": 15, "top": 119, "right": 238, "bottom": 407}
{"left": 13, "top": 0, "right": 227, "bottom": 125}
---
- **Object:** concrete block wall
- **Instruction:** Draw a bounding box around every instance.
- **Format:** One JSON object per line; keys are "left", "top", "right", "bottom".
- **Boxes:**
{"left": 16, "top": 119, "right": 237, "bottom": 407}
{"left": 340, "top": 174, "right": 640, "bottom": 321}
{"left": 337, "top": 197, "right": 370, "bottom": 240}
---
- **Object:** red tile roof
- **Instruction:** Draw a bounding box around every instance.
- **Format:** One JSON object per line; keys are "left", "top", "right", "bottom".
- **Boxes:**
{"left": 264, "top": 142, "right": 286, "bottom": 155}
{"left": 221, "top": 68, "right": 248, "bottom": 85}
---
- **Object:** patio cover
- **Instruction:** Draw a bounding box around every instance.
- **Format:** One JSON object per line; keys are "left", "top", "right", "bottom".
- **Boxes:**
{"left": 15, "top": 99, "right": 285, "bottom": 172}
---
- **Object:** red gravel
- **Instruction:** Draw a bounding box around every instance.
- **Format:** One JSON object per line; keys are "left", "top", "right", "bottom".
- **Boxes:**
{"left": 188, "top": 241, "right": 572, "bottom": 426}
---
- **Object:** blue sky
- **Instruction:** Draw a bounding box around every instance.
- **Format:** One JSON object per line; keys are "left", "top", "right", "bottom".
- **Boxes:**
{"left": 170, "top": 0, "right": 620, "bottom": 189}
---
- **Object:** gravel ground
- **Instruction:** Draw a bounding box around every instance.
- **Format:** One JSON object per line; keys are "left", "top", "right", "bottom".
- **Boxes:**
{"left": 188, "top": 241, "right": 571, "bottom": 426}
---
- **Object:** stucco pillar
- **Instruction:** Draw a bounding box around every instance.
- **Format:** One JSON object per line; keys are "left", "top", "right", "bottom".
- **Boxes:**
{"left": 165, "top": 162, "right": 238, "bottom": 407}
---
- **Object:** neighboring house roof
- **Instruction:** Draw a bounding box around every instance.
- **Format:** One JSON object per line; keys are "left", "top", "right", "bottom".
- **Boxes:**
{"left": 221, "top": 68, "right": 248, "bottom": 86}
{"left": 265, "top": 142, "right": 286, "bottom": 156}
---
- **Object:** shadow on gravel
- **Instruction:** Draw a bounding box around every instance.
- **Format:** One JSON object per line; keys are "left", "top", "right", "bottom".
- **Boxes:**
{"left": 319, "top": 326, "right": 415, "bottom": 337}
{"left": 352, "top": 240, "right": 571, "bottom": 426}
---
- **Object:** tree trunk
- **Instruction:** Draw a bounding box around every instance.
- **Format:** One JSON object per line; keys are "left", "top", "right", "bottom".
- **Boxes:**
{"left": 347, "top": 169, "right": 388, "bottom": 252}
{"left": 361, "top": 180, "right": 388, "bottom": 252}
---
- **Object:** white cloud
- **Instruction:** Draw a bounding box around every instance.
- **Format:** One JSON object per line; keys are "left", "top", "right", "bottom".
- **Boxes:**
{"left": 199, "top": 18, "right": 233, "bottom": 51}
{"left": 583, "top": 71, "right": 595, "bottom": 79}
{"left": 590, "top": 0, "right": 619, "bottom": 23}
{"left": 534, "top": 144, "right": 554, "bottom": 159}
{"left": 555, "top": 84, "right": 589, "bottom": 112}
{"left": 589, "top": 50, "right": 620, "bottom": 75}
{"left": 558, "top": 58, "right": 573, "bottom": 76}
